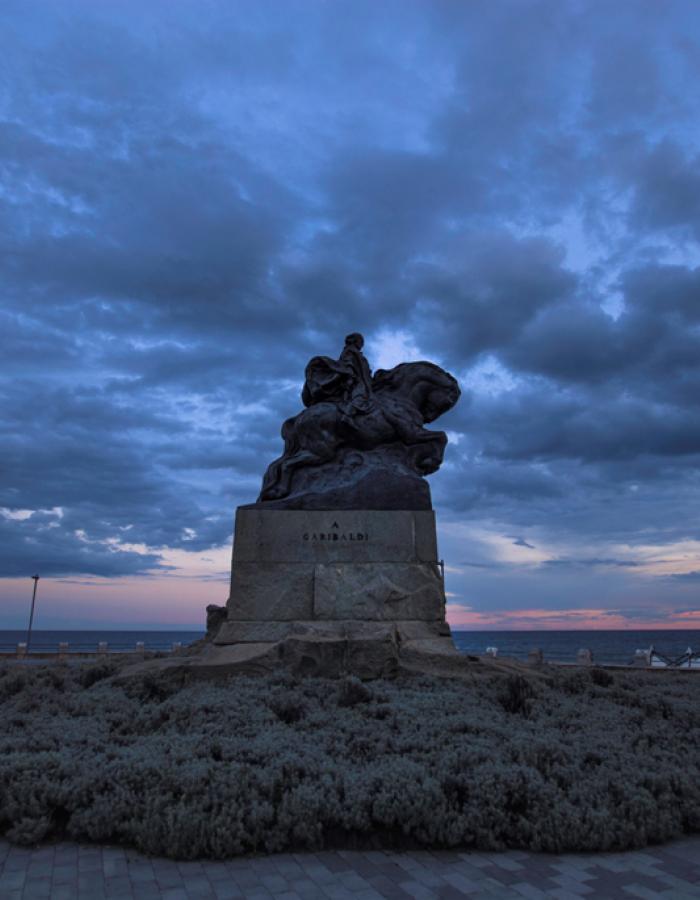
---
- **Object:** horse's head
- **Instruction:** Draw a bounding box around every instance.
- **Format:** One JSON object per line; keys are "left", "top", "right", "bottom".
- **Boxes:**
{"left": 372, "top": 361, "right": 460, "bottom": 423}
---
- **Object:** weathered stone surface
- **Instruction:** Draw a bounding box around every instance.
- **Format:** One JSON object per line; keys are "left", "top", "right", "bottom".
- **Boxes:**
{"left": 125, "top": 621, "right": 464, "bottom": 681}
{"left": 231, "top": 508, "right": 438, "bottom": 565}
{"left": 414, "top": 515, "right": 441, "bottom": 564}
{"left": 395, "top": 620, "right": 451, "bottom": 641}
{"left": 210, "top": 622, "right": 402, "bottom": 678}
{"left": 278, "top": 637, "right": 349, "bottom": 678}
{"left": 346, "top": 635, "right": 399, "bottom": 678}
{"left": 215, "top": 620, "right": 298, "bottom": 644}
{"left": 121, "top": 629, "right": 463, "bottom": 681}
{"left": 118, "top": 641, "right": 281, "bottom": 681}
{"left": 215, "top": 619, "right": 425, "bottom": 645}
{"left": 206, "top": 604, "right": 227, "bottom": 637}
{"left": 227, "top": 563, "right": 313, "bottom": 620}
{"left": 195, "top": 642, "right": 281, "bottom": 674}
{"left": 279, "top": 632, "right": 399, "bottom": 679}
{"left": 342, "top": 620, "right": 398, "bottom": 641}
{"left": 215, "top": 619, "right": 353, "bottom": 644}
{"left": 313, "top": 562, "right": 444, "bottom": 621}
{"left": 400, "top": 637, "right": 460, "bottom": 657}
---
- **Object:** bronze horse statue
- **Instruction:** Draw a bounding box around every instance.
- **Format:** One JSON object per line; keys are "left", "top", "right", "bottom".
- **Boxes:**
{"left": 259, "top": 358, "right": 460, "bottom": 502}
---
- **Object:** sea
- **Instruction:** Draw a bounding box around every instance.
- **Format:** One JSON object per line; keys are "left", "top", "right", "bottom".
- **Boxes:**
{"left": 1, "top": 629, "right": 700, "bottom": 666}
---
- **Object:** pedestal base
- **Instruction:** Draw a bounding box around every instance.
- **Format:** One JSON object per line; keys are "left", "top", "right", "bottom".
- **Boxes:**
{"left": 209, "top": 618, "right": 455, "bottom": 678}
{"left": 207, "top": 508, "right": 458, "bottom": 676}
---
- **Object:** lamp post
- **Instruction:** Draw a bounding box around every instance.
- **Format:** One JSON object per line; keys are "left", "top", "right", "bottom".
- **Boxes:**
{"left": 27, "top": 575, "right": 40, "bottom": 652}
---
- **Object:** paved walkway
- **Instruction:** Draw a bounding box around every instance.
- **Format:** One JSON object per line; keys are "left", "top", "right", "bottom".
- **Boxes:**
{"left": 1, "top": 837, "right": 699, "bottom": 900}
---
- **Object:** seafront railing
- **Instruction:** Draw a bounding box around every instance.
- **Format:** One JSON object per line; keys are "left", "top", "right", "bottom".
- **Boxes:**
{"left": 2, "top": 640, "right": 187, "bottom": 660}
{"left": 477, "top": 644, "right": 700, "bottom": 669}
{"left": 2, "top": 640, "right": 700, "bottom": 667}
{"left": 634, "top": 645, "right": 700, "bottom": 669}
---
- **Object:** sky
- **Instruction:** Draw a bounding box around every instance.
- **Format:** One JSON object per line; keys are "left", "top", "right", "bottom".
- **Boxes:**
{"left": 2, "top": 0, "right": 700, "bottom": 631}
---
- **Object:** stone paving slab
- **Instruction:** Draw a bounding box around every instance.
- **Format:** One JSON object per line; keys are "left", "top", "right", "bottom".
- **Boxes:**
{"left": 1, "top": 837, "right": 699, "bottom": 899}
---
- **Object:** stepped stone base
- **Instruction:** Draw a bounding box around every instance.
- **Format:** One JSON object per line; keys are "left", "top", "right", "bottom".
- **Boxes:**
{"left": 119, "top": 622, "right": 461, "bottom": 682}
{"left": 205, "top": 618, "right": 456, "bottom": 678}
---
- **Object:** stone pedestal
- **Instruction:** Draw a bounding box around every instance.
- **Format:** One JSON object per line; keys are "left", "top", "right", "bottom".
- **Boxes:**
{"left": 210, "top": 508, "right": 458, "bottom": 676}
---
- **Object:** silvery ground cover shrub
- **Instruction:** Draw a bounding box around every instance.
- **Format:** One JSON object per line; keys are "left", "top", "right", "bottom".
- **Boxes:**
{"left": 0, "top": 661, "right": 698, "bottom": 858}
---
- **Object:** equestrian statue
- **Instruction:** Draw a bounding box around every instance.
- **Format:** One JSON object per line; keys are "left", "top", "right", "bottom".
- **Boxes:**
{"left": 255, "top": 333, "right": 460, "bottom": 511}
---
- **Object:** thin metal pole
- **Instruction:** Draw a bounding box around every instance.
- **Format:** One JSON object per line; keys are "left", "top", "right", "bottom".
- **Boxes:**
{"left": 27, "top": 575, "right": 40, "bottom": 652}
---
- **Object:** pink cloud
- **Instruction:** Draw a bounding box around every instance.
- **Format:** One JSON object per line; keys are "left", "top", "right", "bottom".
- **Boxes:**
{"left": 446, "top": 605, "right": 700, "bottom": 630}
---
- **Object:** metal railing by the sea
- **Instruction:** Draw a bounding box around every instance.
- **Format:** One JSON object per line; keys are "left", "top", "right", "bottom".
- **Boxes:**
{"left": 481, "top": 644, "right": 700, "bottom": 669}
{"left": 635, "top": 645, "right": 700, "bottom": 669}
{"left": 1, "top": 640, "right": 189, "bottom": 660}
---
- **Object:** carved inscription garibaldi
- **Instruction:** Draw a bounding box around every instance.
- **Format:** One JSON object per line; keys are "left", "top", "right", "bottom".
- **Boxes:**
{"left": 255, "top": 333, "right": 460, "bottom": 511}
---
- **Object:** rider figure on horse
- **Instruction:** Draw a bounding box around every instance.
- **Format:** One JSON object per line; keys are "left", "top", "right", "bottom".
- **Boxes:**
{"left": 301, "top": 332, "right": 375, "bottom": 418}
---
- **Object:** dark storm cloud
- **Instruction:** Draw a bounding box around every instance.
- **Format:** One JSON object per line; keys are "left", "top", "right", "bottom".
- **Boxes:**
{"left": 630, "top": 140, "right": 700, "bottom": 238}
{"left": 512, "top": 539, "right": 536, "bottom": 550}
{"left": 0, "top": 379, "right": 242, "bottom": 574}
{"left": 2, "top": 0, "right": 700, "bottom": 597}
{"left": 0, "top": 119, "right": 297, "bottom": 336}
{"left": 433, "top": 457, "right": 564, "bottom": 514}
{"left": 669, "top": 572, "right": 700, "bottom": 583}
{"left": 457, "top": 387, "right": 700, "bottom": 465}
{"left": 411, "top": 232, "right": 577, "bottom": 365}
{"left": 500, "top": 261, "right": 700, "bottom": 390}
{"left": 0, "top": 511, "right": 164, "bottom": 578}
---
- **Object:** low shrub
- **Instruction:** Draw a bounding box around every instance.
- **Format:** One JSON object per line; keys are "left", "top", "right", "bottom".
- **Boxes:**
{"left": 497, "top": 674, "right": 535, "bottom": 716}
{"left": 558, "top": 670, "right": 589, "bottom": 695}
{"left": 0, "top": 667, "right": 28, "bottom": 701}
{"left": 268, "top": 694, "right": 306, "bottom": 724}
{"left": 122, "top": 669, "right": 187, "bottom": 703}
{"left": 79, "top": 662, "right": 120, "bottom": 689}
{"left": 590, "top": 667, "right": 614, "bottom": 688}
{"left": 0, "top": 661, "right": 698, "bottom": 858}
{"left": 337, "top": 675, "right": 372, "bottom": 707}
